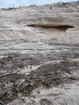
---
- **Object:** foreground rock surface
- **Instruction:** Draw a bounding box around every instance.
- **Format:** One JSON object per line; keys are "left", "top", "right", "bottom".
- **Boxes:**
{"left": 0, "top": 1, "right": 79, "bottom": 105}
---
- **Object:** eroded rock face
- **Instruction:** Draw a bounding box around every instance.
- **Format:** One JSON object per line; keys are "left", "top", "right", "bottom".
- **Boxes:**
{"left": 0, "top": 1, "right": 79, "bottom": 105}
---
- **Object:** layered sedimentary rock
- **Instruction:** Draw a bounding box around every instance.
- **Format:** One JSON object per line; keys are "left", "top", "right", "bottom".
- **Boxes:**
{"left": 0, "top": 1, "right": 79, "bottom": 105}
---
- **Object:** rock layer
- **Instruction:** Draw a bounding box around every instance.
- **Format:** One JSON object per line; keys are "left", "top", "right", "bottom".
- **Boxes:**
{"left": 0, "top": 1, "right": 79, "bottom": 105}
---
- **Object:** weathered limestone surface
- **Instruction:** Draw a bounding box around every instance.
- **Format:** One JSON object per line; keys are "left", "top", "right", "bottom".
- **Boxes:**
{"left": 0, "top": 1, "right": 79, "bottom": 105}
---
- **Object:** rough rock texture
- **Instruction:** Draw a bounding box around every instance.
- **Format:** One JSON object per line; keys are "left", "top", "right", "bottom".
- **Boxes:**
{"left": 0, "top": 1, "right": 79, "bottom": 105}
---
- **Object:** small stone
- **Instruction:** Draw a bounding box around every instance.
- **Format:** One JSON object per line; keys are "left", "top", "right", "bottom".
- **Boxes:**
{"left": 40, "top": 99, "right": 52, "bottom": 105}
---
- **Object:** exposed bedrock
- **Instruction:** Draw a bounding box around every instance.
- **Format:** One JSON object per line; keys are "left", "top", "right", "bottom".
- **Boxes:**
{"left": 0, "top": 58, "right": 79, "bottom": 104}
{"left": 0, "top": 1, "right": 79, "bottom": 105}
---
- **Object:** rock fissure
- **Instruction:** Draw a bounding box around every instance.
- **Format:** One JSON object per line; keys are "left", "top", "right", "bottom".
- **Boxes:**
{"left": 27, "top": 25, "right": 74, "bottom": 31}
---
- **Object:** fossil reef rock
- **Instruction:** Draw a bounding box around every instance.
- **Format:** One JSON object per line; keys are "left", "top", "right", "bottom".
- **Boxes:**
{"left": 0, "top": 1, "right": 79, "bottom": 105}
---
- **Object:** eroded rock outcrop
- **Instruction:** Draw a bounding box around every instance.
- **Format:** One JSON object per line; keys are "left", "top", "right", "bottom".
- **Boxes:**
{"left": 0, "top": 1, "right": 79, "bottom": 105}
